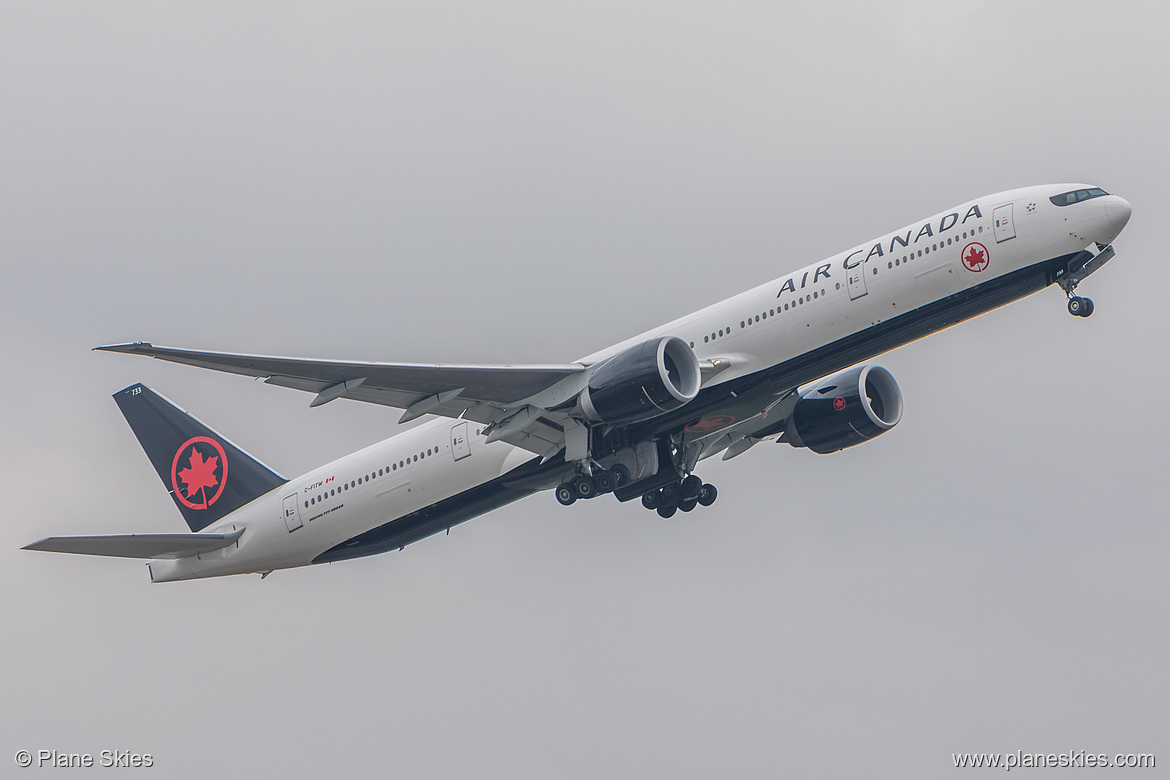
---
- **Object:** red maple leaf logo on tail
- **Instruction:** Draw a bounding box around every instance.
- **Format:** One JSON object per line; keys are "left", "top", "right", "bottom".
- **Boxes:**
{"left": 178, "top": 447, "right": 219, "bottom": 502}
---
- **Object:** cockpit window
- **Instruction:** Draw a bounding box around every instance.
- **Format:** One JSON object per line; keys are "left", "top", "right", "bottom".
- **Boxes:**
{"left": 1049, "top": 188, "right": 1109, "bottom": 206}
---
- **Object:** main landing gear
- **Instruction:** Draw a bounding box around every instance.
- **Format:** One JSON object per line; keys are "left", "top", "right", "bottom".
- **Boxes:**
{"left": 638, "top": 475, "right": 718, "bottom": 518}
{"left": 555, "top": 465, "right": 631, "bottom": 506}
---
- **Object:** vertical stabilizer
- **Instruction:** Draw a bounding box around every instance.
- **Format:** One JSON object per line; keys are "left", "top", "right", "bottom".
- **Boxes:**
{"left": 113, "top": 384, "right": 286, "bottom": 531}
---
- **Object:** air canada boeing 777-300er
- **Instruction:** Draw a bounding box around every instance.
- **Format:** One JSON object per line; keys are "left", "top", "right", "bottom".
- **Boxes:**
{"left": 25, "top": 184, "right": 1132, "bottom": 581}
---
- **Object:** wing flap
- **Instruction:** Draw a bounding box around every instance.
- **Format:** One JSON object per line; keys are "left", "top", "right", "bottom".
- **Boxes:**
{"left": 23, "top": 528, "right": 245, "bottom": 559}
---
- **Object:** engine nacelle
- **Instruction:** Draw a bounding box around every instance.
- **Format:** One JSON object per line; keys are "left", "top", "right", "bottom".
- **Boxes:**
{"left": 580, "top": 337, "right": 702, "bottom": 425}
{"left": 786, "top": 365, "right": 903, "bottom": 454}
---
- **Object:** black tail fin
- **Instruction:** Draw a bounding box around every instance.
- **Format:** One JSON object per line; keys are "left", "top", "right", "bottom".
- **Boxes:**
{"left": 113, "top": 384, "right": 286, "bottom": 532}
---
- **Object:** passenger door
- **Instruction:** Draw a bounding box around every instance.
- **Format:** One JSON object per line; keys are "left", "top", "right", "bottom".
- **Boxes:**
{"left": 993, "top": 203, "right": 1016, "bottom": 242}
{"left": 451, "top": 421, "right": 471, "bottom": 461}
{"left": 282, "top": 493, "right": 303, "bottom": 532}
{"left": 847, "top": 262, "right": 868, "bottom": 300}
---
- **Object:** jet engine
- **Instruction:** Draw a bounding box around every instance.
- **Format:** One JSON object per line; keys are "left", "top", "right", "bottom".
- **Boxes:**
{"left": 786, "top": 365, "right": 903, "bottom": 454}
{"left": 580, "top": 337, "right": 702, "bottom": 425}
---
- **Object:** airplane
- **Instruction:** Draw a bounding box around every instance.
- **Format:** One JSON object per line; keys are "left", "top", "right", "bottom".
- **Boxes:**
{"left": 24, "top": 184, "right": 1132, "bottom": 582}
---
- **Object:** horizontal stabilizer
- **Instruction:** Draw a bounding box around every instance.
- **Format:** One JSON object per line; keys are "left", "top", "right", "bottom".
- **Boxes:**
{"left": 23, "top": 528, "right": 245, "bottom": 559}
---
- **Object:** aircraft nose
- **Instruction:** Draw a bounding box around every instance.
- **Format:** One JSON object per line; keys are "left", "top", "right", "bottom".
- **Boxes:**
{"left": 1106, "top": 196, "right": 1132, "bottom": 231}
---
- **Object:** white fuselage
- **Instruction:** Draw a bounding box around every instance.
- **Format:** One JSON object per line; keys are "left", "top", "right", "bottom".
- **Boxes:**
{"left": 148, "top": 184, "right": 1129, "bottom": 581}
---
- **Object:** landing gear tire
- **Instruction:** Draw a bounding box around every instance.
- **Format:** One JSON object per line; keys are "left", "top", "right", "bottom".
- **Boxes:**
{"left": 657, "top": 504, "right": 678, "bottom": 519}
{"left": 555, "top": 483, "right": 577, "bottom": 506}
{"left": 678, "top": 498, "right": 697, "bottom": 512}
{"left": 641, "top": 491, "right": 660, "bottom": 510}
{"left": 660, "top": 481, "right": 680, "bottom": 503}
{"left": 594, "top": 470, "right": 615, "bottom": 494}
{"left": 574, "top": 476, "right": 597, "bottom": 500}
{"left": 697, "top": 483, "right": 718, "bottom": 507}
{"left": 610, "top": 464, "right": 631, "bottom": 488}
{"left": 680, "top": 475, "right": 702, "bottom": 500}
{"left": 1082, "top": 298, "right": 1095, "bottom": 317}
{"left": 1068, "top": 296, "right": 1093, "bottom": 317}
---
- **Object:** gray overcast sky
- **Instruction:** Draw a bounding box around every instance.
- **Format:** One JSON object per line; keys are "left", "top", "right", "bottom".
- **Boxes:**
{"left": 2, "top": 2, "right": 1166, "bottom": 777}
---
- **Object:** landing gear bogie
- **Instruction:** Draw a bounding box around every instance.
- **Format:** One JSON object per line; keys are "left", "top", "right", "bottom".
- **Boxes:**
{"left": 556, "top": 465, "right": 631, "bottom": 507}
{"left": 639, "top": 478, "right": 718, "bottom": 517}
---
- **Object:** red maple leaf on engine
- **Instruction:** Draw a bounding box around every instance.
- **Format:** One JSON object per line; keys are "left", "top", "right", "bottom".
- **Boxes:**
{"left": 964, "top": 245, "right": 987, "bottom": 270}
{"left": 178, "top": 447, "right": 219, "bottom": 500}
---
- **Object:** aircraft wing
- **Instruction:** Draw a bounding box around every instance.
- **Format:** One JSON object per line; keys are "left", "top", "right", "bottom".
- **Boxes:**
{"left": 97, "top": 342, "right": 590, "bottom": 459}
{"left": 23, "top": 528, "right": 245, "bottom": 559}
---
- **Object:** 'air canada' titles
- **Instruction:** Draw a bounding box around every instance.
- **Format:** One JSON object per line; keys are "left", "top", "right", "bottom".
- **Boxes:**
{"left": 776, "top": 204, "right": 983, "bottom": 298}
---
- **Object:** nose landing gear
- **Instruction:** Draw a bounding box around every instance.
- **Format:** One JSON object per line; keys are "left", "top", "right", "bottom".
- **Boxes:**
{"left": 1067, "top": 295, "right": 1094, "bottom": 317}
{"left": 1056, "top": 243, "right": 1114, "bottom": 318}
